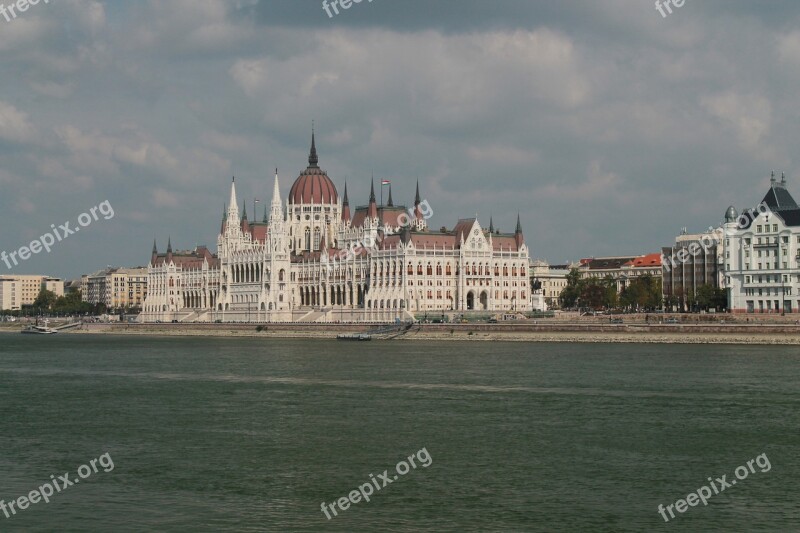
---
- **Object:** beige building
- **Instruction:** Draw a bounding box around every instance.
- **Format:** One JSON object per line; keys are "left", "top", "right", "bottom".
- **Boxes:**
{"left": 578, "top": 254, "right": 663, "bottom": 293}
{"left": 82, "top": 267, "right": 148, "bottom": 309}
{"left": 0, "top": 275, "right": 64, "bottom": 311}
{"left": 530, "top": 260, "right": 571, "bottom": 310}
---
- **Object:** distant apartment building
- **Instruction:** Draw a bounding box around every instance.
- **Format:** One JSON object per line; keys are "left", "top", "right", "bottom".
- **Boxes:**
{"left": 64, "top": 279, "right": 82, "bottom": 295}
{"left": 82, "top": 267, "right": 148, "bottom": 309}
{"left": 577, "top": 254, "right": 662, "bottom": 293}
{"left": 723, "top": 173, "right": 800, "bottom": 313}
{"left": 0, "top": 275, "right": 64, "bottom": 311}
{"left": 530, "top": 260, "right": 571, "bottom": 310}
{"left": 661, "top": 228, "right": 724, "bottom": 311}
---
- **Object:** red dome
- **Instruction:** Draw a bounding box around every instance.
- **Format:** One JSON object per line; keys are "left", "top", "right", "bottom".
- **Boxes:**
{"left": 289, "top": 167, "right": 338, "bottom": 204}
{"left": 289, "top": 130, "right": 338, "bottom": 204}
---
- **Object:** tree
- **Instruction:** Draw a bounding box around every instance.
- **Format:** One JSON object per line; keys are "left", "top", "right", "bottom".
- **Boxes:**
{"left": 691, "top": 284, "right": 727, "bottom": 311}
{"left": 619, "top": 275, "right": 662, "bottom": 311}
{"left": 33, "top": 289, "right": 57, "bottom": 312}
{"left": 559, "top": 268, "right": 583, "bottom": 308}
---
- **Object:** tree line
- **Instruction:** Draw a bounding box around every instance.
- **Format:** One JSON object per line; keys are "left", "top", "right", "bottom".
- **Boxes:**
{"left": 558, "top": 268, "right": 726, "bottom": 311}
{"left": 0, "top": 289, "right": 109, "bottom": 317}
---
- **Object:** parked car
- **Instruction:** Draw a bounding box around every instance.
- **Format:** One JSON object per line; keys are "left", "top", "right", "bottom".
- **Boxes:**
{"left": 610, "top": 317, "right": 624, "bottom": 324}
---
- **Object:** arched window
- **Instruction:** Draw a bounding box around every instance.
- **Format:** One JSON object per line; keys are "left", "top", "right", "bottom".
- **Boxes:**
{"left": 408, "top": 262, "right": 413, "bottom": 275}
{"left": 304, "top": 228, "right": 311, "bottom": 250}
{"left": 503, "top": 264, "right": 508, "bottom": 276}
{"left": 427, "top": 263, "right": 433, "bottom": 276}
{"left": 313, "top": 228, "right": 321, "bottom": 250}
{"left": 436, "top": 263, "right": 442, "bottom": 275}
{"left": 279, "top": 269, "right": 285, "bottom": 282}
{"left": 417, "top": 263, "right": 423, "bottom": 275}
{"left": 446, "top": 264, "right": 452, "bottom": 275}
{"left": 494, "top": 265, "right": 500, "bottom": 276}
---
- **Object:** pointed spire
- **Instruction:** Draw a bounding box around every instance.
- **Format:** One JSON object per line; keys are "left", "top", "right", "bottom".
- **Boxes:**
{"left": 367, "top": 177, "right": 378, "bottom": 219}
{"left": 241, "top": 201, "right": 248, "bottom": 222}
{"left": 227, "top": 177, "right": 239, "bottom": 224}
{"left": 308, "top": 123, "right": 319, "bottom": 168}
{"left": 341, "top": 181, "right": 351, "bottom": 223}
{"left": 387, "top": 184, "right": 394, "bottom": 207}
{"left": 515, "top": 213, "right": 522, "bottom": 234}
{"left": 167, "top": 236, "right": 172, "bottom": 253}
{"left": 414, "top": 179, "right": 423, "bottom": 222}
{"left": 151, "top": 238, "right": 158, "bottom": 265}
{"left": 271, "top": 169, "right": 282, "bottom": 208}
{"left": 489, "top": 216, "right": 494, "bottom": 233}
{"left": 263, "top": 205, "right": 269, "bottom": 223}
{"left": 514, "top": 214, "right": 524, "bottom": 249}
{"left": 270, "top": 169, "right": 283, "bottom": 226}
{"left": 319, "top": 226, "right": 327, "bottom": 251}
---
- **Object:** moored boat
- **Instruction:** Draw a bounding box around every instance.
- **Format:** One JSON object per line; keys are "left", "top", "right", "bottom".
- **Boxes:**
{"left": 21, "top": 319, "right": 58, "bottom": 335}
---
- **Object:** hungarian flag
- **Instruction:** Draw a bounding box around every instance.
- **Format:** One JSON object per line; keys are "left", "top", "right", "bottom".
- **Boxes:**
{"left": 381, "top": 179, "right": 391, "bottom": 185}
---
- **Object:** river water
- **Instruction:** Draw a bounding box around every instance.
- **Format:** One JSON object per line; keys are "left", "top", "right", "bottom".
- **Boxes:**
{"left": 0, "top": 334, "right": 797, "bottom": 531}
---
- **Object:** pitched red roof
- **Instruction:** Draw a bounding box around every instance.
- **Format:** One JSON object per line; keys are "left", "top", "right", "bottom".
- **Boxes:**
{"left": 631, "top": 253, "right": 662, "bottom": 267}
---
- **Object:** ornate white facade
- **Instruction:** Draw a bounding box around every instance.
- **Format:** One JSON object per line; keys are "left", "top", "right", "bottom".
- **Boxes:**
{"left": 141, "top": 134, "right": 531, "bottom": 323}
{"left": 724, "top": 173, "right": 800, "bottom": 313}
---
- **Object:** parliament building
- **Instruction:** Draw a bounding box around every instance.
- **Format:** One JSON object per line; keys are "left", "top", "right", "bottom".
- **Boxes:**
{"left": 141, "top": 133, "right": 531, "bottom": 323}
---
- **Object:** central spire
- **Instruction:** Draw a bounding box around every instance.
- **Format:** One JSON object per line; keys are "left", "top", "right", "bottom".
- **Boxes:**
{"left": 308, "top": 123, "right": 319, "bottom": 168}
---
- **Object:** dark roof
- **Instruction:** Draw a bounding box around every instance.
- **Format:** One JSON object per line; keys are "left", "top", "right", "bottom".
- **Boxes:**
{"left": 741, "top": 179, "right": 800, "bottom": 228}
{"left": 776, "top": 208, "right": 800, "bottom": 227}
{"left": 581, "top": 257, "right": 636, "bottom": 270}
{"left": 761, "top": 181, "right": 798, "bottom": 211}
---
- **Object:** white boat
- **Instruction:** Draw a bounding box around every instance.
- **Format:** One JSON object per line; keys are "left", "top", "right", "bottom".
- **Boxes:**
{"left": 21, "top": 319, "right": 58, "bottom": 335}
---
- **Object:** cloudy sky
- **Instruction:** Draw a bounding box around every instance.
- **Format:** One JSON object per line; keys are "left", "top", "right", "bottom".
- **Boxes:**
{"left": 1, "top": 0, "right": 799, "bottom": 279}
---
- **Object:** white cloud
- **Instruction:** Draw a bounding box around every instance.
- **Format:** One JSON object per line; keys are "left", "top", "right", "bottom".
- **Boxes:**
{"left": 0, "top": 101, "right": 37, "bottom": 143}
